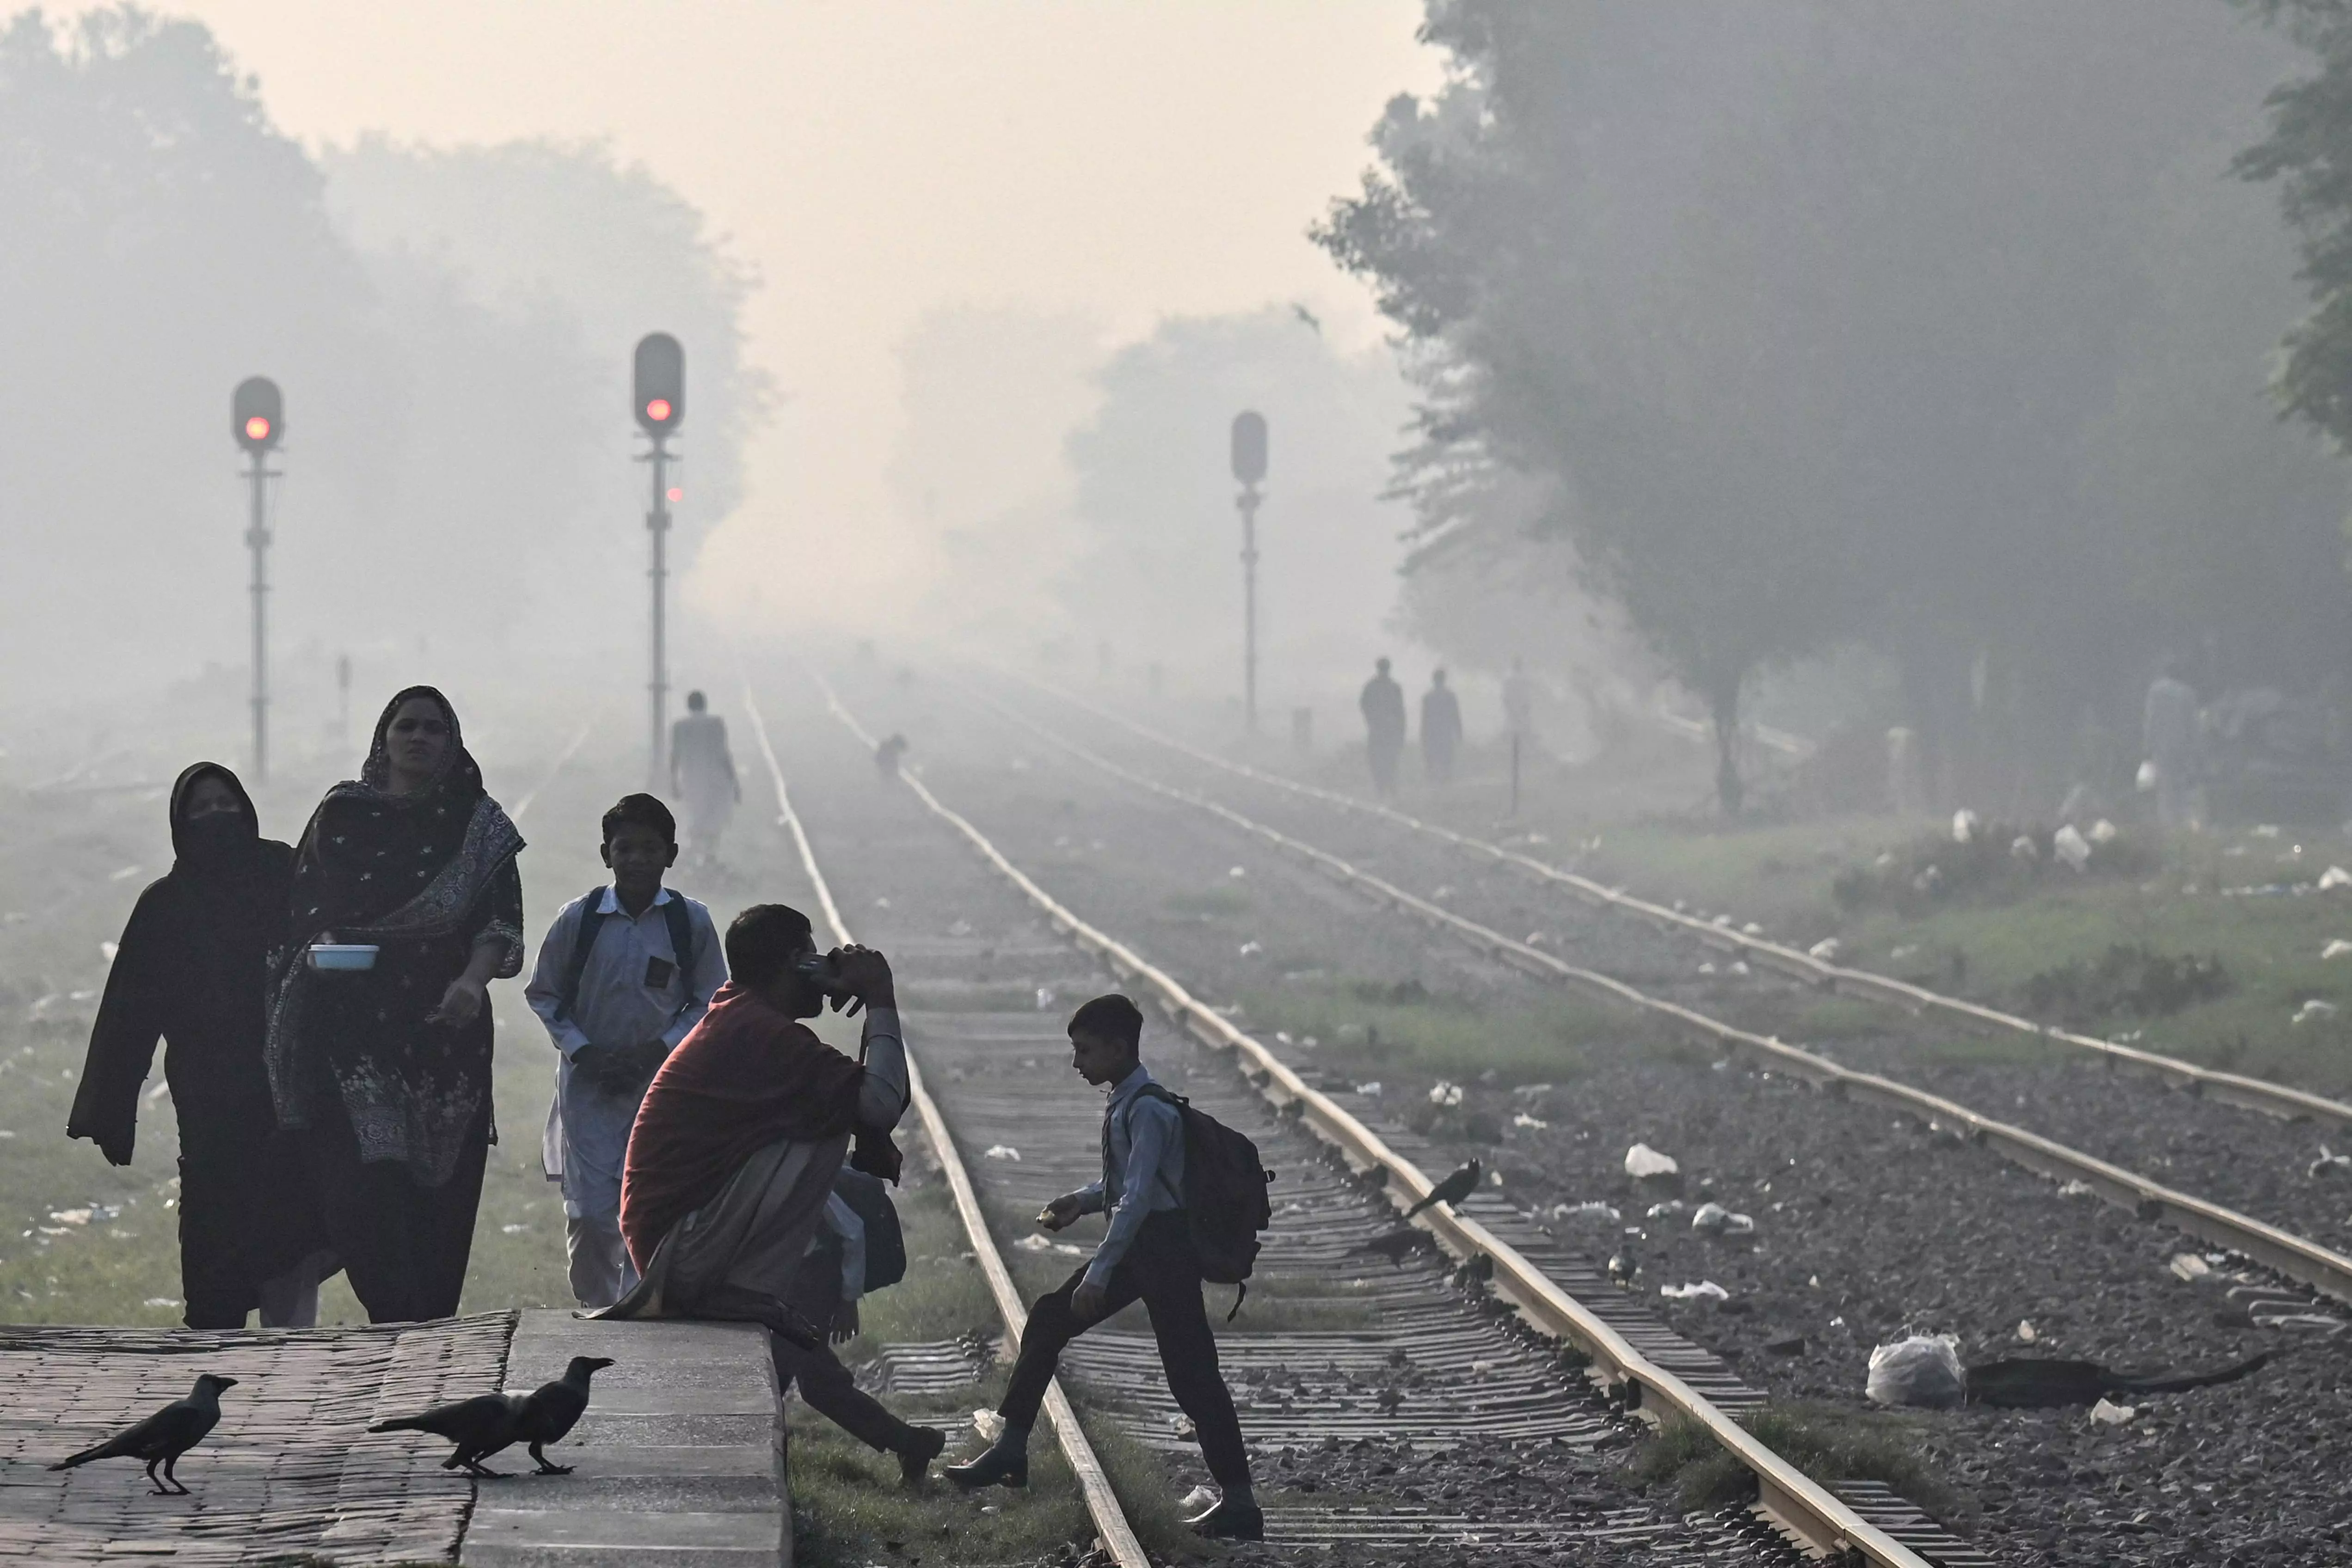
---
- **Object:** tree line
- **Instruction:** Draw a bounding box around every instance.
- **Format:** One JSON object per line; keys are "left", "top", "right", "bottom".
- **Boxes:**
{"left": 1320, "top": 0, "right": 2352, "bottom": 815}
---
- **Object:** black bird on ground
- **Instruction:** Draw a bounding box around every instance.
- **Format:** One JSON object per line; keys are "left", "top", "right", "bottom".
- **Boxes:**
{"left": 1403, "top": 1160, "right": 1480, "bottom": 1220}
{"left": 1607, "top": 1242, "right": 1639, "bottom": 1287}
{"left": 50, "top": 1373, "right": 237, "bottom": 1495}
{"left": 512, "top": 1356, "right": 614, "bottom": 1475}
{"left": 370, "top": 1356, "right": 614, "bottom": 1478}
{"left": 1348, "top": 1229, "right": 1423, "bottom": 1265}
{"left": 371, "top": 1391, "right": 526, "bottom": 1477}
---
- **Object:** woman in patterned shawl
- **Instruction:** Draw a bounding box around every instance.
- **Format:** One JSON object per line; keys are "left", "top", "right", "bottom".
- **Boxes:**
{"left": 269, "top": 687, "right": 524, "bottom": 1322}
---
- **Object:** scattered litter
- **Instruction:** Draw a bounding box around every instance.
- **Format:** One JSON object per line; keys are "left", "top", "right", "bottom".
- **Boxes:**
{"left": 1015, "top": 1234, "right": 1055, "bottom": 1251}
{"left": 1697, "top": 961, "right": 1716, "bottom": 975}
{"left": 1890, "top": 943, "right": 1918, "bottom": 960}
{"left": 2089, "top": 819, "right": 2118, "bottom": 844}
{"left": 2052, "top": 825, "right": 2092, "bottom": 871}
{"left": 142, "top": 1298, "right": 180, "bottom": 1310}
{"left": 1511, "top": 1082, "right": 1554, "bottom": 1099}
{"left": 1550, "top": 1201, "right": 1619, "bottom": 1224}
{"left": 1742, "top": 922, "right": 1762, "bottom": 935}
{"left": 2309, "top": 1146, "right": 2352, "bottom": 1179}
{"left": 2254, "top": 823, "right": 2283, "bottom": 839}
{"left": 1034, "top": 987, "right": 1056, "bottom": 1010}
{"left": 1624, "top": 1143, "right": 1679, "bottom": 1179}
{"left": 1228, "top": 865, "right": 1247, "bottom": 879}
{"left": 1352, "top": 1082, "right": 1382, "bottom": 1097}
{"left": 1952, "top": 809, "right": 1977, "bottom": 844}
{"left": 2088, "top": 1397, "right": 2137, "bottom": 1427}
{"left": 2010, "top": 835, "right": 2039, "bottom": 863}
{"left": 2169, "top": 1252, "right": 2213, "bottom": 1282}
{"left": 98, "top": 941, "right": 118, "bottom": 962}
{"left": 1728, "top": 960, "right": 1750, "bottom": 976}
{"left": 1178, "top": 1484, "right": 1221, "bottom": 1513}
{"left": 108, "top": 865, "right": 142, "bottom": 882}
{"left": 1428, "top": 1081, "right": 1464, "bottom": 1107}
{"left": 1710, "top": 913, "right": 1732, "bottom": 928}
{"left": 2057, "top": 1179, "right": 2094, "bottom": 1198}
{"left": 2015, "top": 1320, "right": 2037, "bottom": 1343}
{"left": 984, "top": 1145, "right": 1021, "bottom": 1161}
{"left": 1660, "top": 1280, "right": 1729, "bottom": 1304}
{"left": 1511, "top": 1112, "right": 1548, "bottom": 1130}
{"left": 1238, "top": 941, "right": 1263, "bottom": 957}
{"left": 500, "top": 1223, "right": 527, "bottom": 1236}
{"left": 1645, "top": 1200, "right": 1687, "bottom": 1219}
{"left": 2324, "top": 940, "right": 2352, "bottom": 960}
{"left": 1807, "top": 938, "right": 1840, "bottom": 961}
{"left": 2321, "top": 865, "right": 2352, "bottom": 891}
{"left": 48, "top": 1209, "right": 91, "bottom": 1227}
{"left": 972, "top": 1409, "right": 1006, "bottom": 1442}
{"left": 1690, "top": 1202, "right": 1756, "bottom": 1237}
{"left": 1865, "top": 1334, "right": 1965, "bottom": 1409}
{"left": 2292, "top": 998, "right": 2339, "bottom": 1025}
{"left": 1489, "top": 1169, "right": 1504, "bottom": 1187}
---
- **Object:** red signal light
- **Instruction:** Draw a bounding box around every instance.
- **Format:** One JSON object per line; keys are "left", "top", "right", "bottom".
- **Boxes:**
{"left": 666, "top": 486, "right": 683, "bottom": 503}
{"left": 645, "top": 398, "right": 673, "bottom": 424}
{"left": 245, "top": 415, "right": 271, "bottom": 442}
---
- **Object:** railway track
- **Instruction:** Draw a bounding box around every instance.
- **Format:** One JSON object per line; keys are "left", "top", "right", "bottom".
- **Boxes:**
{"left": 1008, "top": 676, "right": 2352, "bottom": 1134}
{"left": 742, "top": 669, "right": 1989, "bottom": 1566}
{"left": 964, "top": 677, "right": 2352, "bottom": 1313}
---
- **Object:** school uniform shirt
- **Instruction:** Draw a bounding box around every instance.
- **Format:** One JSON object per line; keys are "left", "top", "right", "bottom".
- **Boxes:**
{"left": 526, "top": 888, "right": 724, "bottom": 1218}
{"left": 1062, "top": 1063, "right": 1185, "bottom": 1289}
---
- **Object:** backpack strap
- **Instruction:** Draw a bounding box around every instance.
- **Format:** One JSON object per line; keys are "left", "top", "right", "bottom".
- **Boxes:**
{"left": 558, "top": 888, "right": 615, "bottom": 1025}
{"left": 660, "top": 894, "right": 698, "bottom": 1001}
{"left": 1122, "top": 1083, "right": 1187, "bottom": 1207}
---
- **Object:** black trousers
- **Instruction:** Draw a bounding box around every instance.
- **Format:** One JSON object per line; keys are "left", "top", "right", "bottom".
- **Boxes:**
{"left": 306, "top": 1096, "right": 488, "bottom": 1324}
{"left": 771, "top": 1250, "right": 923, "bottom": 1454}
{"left": 1001, "top": 1211, "right": 1250, "bottom": 1492}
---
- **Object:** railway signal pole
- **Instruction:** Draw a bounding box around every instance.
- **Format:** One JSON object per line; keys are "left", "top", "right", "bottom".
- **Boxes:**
{"left": 232, "top": 377, "right": 283, "bottom": 784}
{"left": 633, "top": 333, "right": 685, "bottom": 787}
{"left": 1231, "top": 410, "right": 1268, "bottom": 735}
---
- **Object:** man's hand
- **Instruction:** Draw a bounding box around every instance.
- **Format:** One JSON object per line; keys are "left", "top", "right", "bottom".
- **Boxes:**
{"left": 1037, "top": 1194, "right": 1084, "bottom": 1233}
{"left": 571, "top": 1044, "right": 630, "bottom": 1093}
{"left": 1072, "top": 1280, "right": 1108, "bottom": 1323}
{"left": 825, "top": 945, "right": 896, "bottom": 1016}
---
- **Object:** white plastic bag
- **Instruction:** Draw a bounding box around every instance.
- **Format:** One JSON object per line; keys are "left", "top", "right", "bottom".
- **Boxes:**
{"left": 1865, "top": 1334, "right": 1965, "bottom": 1409}
{"left": 1624, "top": 1143, "right": 1679, "bottom": 1179}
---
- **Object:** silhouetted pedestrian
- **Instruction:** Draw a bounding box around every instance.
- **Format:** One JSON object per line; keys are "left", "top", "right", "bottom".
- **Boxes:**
{"left": 670, "top": 691, "right": 741, "bottom": 863}
{"left": 1421, "top": 670, "right": 1462, "bottom": 784}
{"left": 1360, "top": 658, "right": 1406, "bottom": 797}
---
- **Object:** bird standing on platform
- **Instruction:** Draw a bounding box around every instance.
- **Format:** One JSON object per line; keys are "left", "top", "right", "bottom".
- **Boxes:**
{"left": 513, "top": 1356, "right": 614, "bottom": 1474}
{"left": 1403, "top": 1160, "right": 1481, "bottom": 1220}
{"left": 50, "top": 1373, "right": 237, "bottom": 1495}
{"left": 370, "top": 1390, "right": 526, "bottom": 1477}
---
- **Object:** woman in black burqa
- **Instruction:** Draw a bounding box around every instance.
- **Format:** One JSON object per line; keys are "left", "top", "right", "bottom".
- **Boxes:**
{"left": 268, "top": 687, "right": 525, "bottom": 1322}
{"left": 71, "top": 763, "right": 334, "bottom": 1329}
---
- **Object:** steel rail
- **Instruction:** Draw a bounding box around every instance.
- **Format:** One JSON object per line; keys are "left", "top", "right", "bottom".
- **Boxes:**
{"left": 816, "top": 674, "right": 1931, "bottom": 1568}
{"left": 510, "top": 721, "right": 592, "bottom": 821}
{"left": 1011, "top": 674, "right": 2352, "bottom": 1132}
{"left": 970, "top": 683, "right": 2352, "bottom": 1310}
{"left": 736, "top": 679, "right": 1151, "bottom": 1568}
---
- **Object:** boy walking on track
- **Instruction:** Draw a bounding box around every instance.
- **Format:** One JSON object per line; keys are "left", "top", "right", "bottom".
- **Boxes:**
{"left": 527, "top": 794, "right": 723, "bottom": 1309}
{"left": 946, "top": 993, "right": 1264, "bottom": 1540}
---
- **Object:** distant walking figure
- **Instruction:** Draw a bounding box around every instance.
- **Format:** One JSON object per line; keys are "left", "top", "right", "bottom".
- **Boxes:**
{"left": 670, "top": 691, "right": 741, "bottom": 863}
{"left": 2142, "top": 659, "right": 2203, "bottom": 829}
{"left": 1421, "top": 669, "right": 1462, "bottom": 784}
{"left": 946, "top": 994, "right": 1261, "bottom": 1539}
{"left": 1359, "top": 657, "right": 1406, "bottom": 797}
{"left": 72, "top": 763, "right": 332, "bottom": 1329}
{"left": 269, "top": 687, "right": 525, "bottom": 1323}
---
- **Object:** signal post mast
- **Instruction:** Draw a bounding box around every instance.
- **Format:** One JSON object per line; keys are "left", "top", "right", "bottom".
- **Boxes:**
{"left": 232, "top": 377, "right": 283, "bottom": 784}
{"left": 1231, "top": 410, "right": 1268, "bottom": 735}
{"left": 633, "top": 334, "right": 684, "bottom": 787}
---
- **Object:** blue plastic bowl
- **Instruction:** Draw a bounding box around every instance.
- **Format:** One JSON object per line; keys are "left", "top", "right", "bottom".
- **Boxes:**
{"left": 307, "top": 943, "right": 381, "bottom": 973}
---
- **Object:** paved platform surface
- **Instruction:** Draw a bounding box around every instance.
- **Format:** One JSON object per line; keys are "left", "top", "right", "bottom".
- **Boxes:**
{"left": 0, "top": 1310, "right": 787, "bottom": 1567}
{"left": 460, "top": 1311, "right": 787, "bottom": 1568}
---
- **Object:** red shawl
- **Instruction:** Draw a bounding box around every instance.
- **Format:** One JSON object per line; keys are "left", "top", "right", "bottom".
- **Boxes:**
{"left": 620, "top": 982, "right": 866, "bottom": 1270}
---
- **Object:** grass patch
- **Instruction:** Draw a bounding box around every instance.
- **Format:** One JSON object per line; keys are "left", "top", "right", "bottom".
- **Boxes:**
{"left": 1634, "top": 1402, "right": 1953, "bottom": 1518}
{"left": 1238, "top": 977, "right": 1643, "bottom": 1087}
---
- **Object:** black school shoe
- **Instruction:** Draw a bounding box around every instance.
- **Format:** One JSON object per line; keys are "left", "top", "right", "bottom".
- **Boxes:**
{"left": 1187, "top": 1496, "right": 1265, "bottom": 1540}
{"left": 942, "top": 1441, "right": 1028, "bottom": 1490}
{"left": 897, "top": 1425, "right": 947, "bottom": 1487}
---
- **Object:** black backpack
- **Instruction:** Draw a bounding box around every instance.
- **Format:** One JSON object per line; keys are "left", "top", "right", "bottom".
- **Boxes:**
{"left": 1130, "top": 1084, "right": 1274, "bottom": 1318}
{"left": 559, "top": 887, "right": 699, "bottom": 1024}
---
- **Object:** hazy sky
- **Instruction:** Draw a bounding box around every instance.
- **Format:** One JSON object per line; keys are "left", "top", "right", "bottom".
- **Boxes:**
{"left": 70, "top": 1, "right": 1441, "bottom": 613}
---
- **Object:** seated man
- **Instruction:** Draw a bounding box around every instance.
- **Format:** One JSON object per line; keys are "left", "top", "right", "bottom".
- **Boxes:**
{"left": 604, "top": 904, "right": 944, "bottom": 1483}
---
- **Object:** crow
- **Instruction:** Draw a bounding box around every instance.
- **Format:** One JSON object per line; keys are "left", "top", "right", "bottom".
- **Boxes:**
{"left": 1348, "top": 1229, "right": 1422, "bottom": 1265}
{"left": 1403, "top": 1160, "right": 1480, "bottom": 1220}
{"left": 50, "top": 1372, "right": 237, "bottom": 1495}
{"left": 512, "top": 1356, "right": 614, "bottom": 1475}
{"left": 1607, "top": 1242, "right": 1639, "bottom": 1287}
{"left": 370, "top": 1390, "right": 527, "bottom": 1477}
